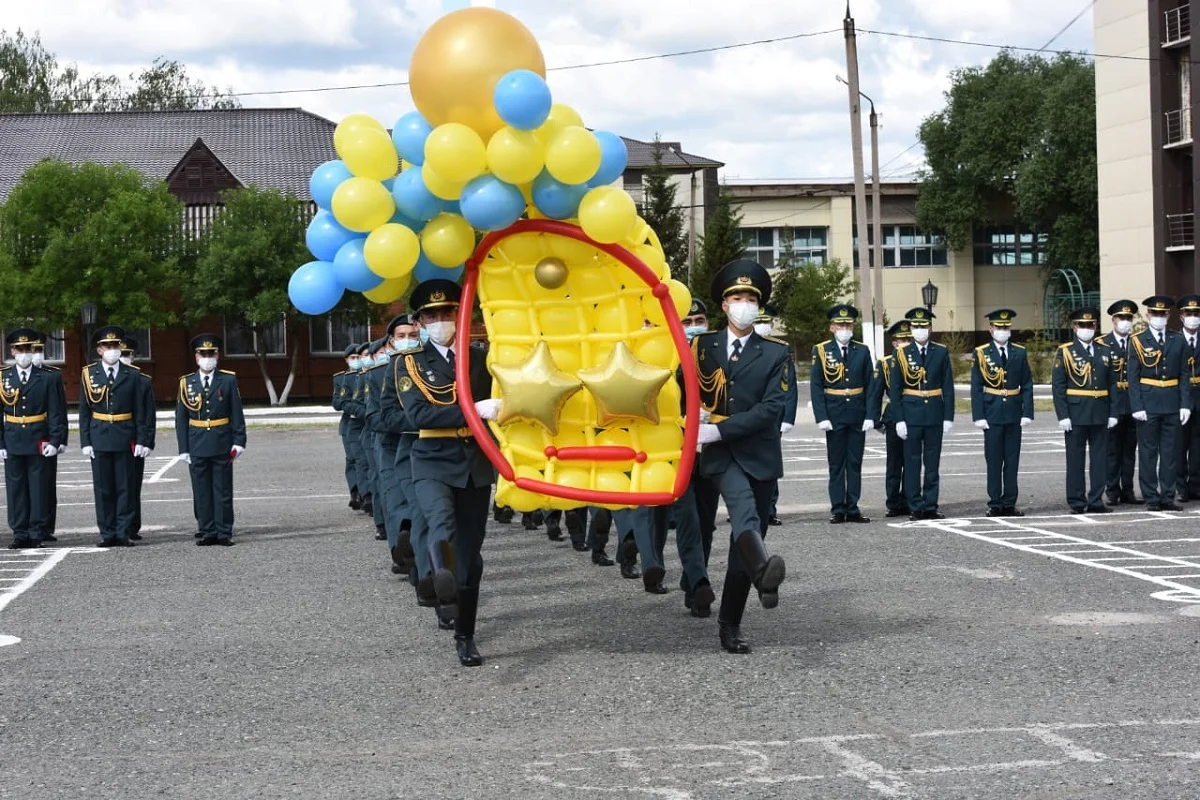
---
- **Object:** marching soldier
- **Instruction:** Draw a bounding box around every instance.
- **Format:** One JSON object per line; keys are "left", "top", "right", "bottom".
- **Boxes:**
{"left": 1176, "top": 295, "right": 1200, "bottom": 501}
{"left": 376, "top": 315, "right": 421, "bottom": 558}
{"left": 1, "top": 329, "right": 67, "bottom": 549}
{"left": 79, "top": 325, "right": 155, "bottom": 547}
{"left": 1051, "top": 308, "right": 1118, "bottom": 513}
{"left": 1096, "top": 300, "right": 1142, "bottom": 505}
{"left": 351, "top": 341, "right": 375, "bottom": 516}
{"left": 970, "top": 309, "right": 1034, "bottom": 517}
{"left": 31, "top": 333, "right": 66, "bottom": 544}
{"left": 810, "top": 304, "right": 874, "bottom": 523}
{"left": 399, "top": 279, "right": 496, "bottom": 666}
{"left": 867, "top": 320, "right": 912, "bottom": 517}
{"left": 681, "top": 298, "right": 719, "bottom": 562}
{"left": 120, "top": 336, "right": 155, "bottom": 540}
{"left": 1127, "top": 295, "right": 1191, "bottom": 511}
{"left": 175, "top": 334, "right": 247, "bottom": 546}
{"left": 888, "top": 308, "right": 955, "bottom": 520}
{"left": 333, "top": 344, "right": 362, "bottom": 510}
{"left": 361, "top": 338, "right": 389, "bottom": 540}
{"left": 755, "top": 307, "right": 796, "bottom": 526}
{"left": 693, "top": 259, "right": 788, "bottom": 654}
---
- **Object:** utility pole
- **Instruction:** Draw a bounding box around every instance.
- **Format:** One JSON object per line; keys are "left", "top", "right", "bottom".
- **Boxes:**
{"left": 843, "top": 2, "right": 877, "bottom": 361}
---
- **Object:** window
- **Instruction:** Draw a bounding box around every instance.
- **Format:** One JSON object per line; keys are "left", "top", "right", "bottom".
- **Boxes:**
{"left": 223, "top": 315, "right": 286, "bottom": 357}
{"left": 853, "top": 225, "right": 947, "bottom": 268}
{"left": 973, "top": 226, "right": 1048, "bottom": 266}
{"left": 0, "top": 329, "right": 66, "bottom": 363}
{"left": 737, "top": 226, "right": 829, "bottom": 269}
{"left": 122, "top": 327, "right": 152, "bottom": 361}
{"left": 310, "top": 313, "right": 369, "bottom": 355}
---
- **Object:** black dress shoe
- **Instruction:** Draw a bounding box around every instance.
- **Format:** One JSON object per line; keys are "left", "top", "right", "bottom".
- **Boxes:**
{"left": 923, "top": 511, "right": 946, "bottom": 520}
{"left": 885, "top": 508, "right": 907, "bottom": 518}
{"left": 96, "top": 539, "right": 116, "bottom": 548}
{"left": 643, "top": 565, "right": 666, "bottom": 589}
{"left": 8, "top": 539, "right": 32, "bottom": 550}
{"left": 591, "top": 550, "right": 614, "bottom": 566}
{"left": 1106, "top": 494, "right": 1122, "bottom": 506}
{"left": 829, "top": 514, "right": 846, "bottom": 524}
{"left": 545, "top": 523, "right": 563, "bottom": 541}
{"left": 1146, "top": 504, "right": 1163, "bottom": 512}
{"left": 718, "top": 622, "right": 750, "bottom": 654}
{"left": 1159, "top": 502, "right": 1182, "bottom": 511}
{"left": 1086, "top": 506, "right": 1112, "bottom": 514}
{"left": 374, "top": 525, "right": 387, "bottom": 541}
{"left": 987, "top": 508, "right": 1004, "bottom": 517}
{"left": 435, "top": 606, "right": 456, "bottom": 630}
{"left": 118, "top": 539, "right": 135, "bottom": 547}
{"left": 620, "top": 561, "right": 641, "bottom": 580}
{"left": 908, "top": 513, "right": 924, "bottom": 521}
{"left": 690, "top": 582, "right": 715, "bottom": 618}
{"left": 846, "top": 513, "right": 871, "bottom": 523}
{"left": 361, "top": 501, "right": 374, "bottom": 515}
{"left": 1070, "top": 506, "right": 1086, "bottom": 513}
{"left": 196, "top": 538, "right": 217, "bottom": 546}
{"left": 454, "top": 635, "right": 483, "bottom": 667}
{"left": 42, "top": 534, "right": 58, "bottom": 542}
{"left": 768, "top": 515, "right": 782, "bottom": 526}
{"left": 1178, "top": 493, "right": 1191, "bottom": 503}
{"left": 129, "top": 532, "right": 142, "bottom": 541}
{"left": 1122, "top": 494, "right": 1145, "bottom": 505}
{"left": 194, "top": 531, "right": 203, "bottom": 538}
{"left": 216, "top": 539, "right": 235, "bottom": 546}
{"left": 1003, "top": 508, "right": 1025, "bottom": 517}
{"left": 522, "top": 513, "right": 539, "bottom": 531}
{"left": 390, "top": 563, "right": 404, "bottom": 575}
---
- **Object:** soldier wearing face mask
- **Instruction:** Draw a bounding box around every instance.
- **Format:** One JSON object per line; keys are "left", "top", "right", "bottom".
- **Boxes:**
{"left": 1127, "top": 295, "right": 1192, "bottom": 511}
{"left": 1175, "top": 295, "right": 1200, "bottom": 502}
{"left": 1095, "top": 300, "right": 1142, "bottom": 505}
{"left": 176, "top": 334, "right": 247, "bottom": 546}
{"left": 79, "top": 325, "right": 155, "bottom": 548}
{"left": 866, "top": 321, "right": 913, "bottom": 517}
{"left": 342, "top": 342, "right": 375, "bottom": 517}
{"left": 30, "top": 333, "right": 67, "bottom": 545}
{"left": 360, "top": 338, "right": 390, "bottom": 541}
{"left": 119, "top": 337, "right": 155, "bottom": 541}
{"left": 332, "top": 343, "right": 362, "bottom": 511}
{"left": 970, "top": 309, "right": 1034, "bottom": 517}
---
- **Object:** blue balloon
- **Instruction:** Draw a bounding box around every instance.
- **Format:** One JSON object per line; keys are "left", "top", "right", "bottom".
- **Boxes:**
{"left": 388, "top": 210, "right": 426, "bottom": 235}
{"left": 392, "top": 111, "right": 432, "bottom": 166}
{"left": 588, "top": 131, "right": 629, "bottom": 188}
{"left": 391, "top": 168, "right": 443, "bottom": 222}
{"left": 532, "top": 170, "right": 588, "bottom": 220}
{"left": 306, "top": 209, "right": 361, "bottom": 262}
{"left": 333, "top": 239, "right": 384, "bottom": 292}
{"left": 494, "top": 69, "right": 552, "bottom": 131}
{"left": 459, "top": 174, "right": 526, "bottom": 231}
{"left": 413, "top": 253, "right": 464, "bottom": 283}
{"left": 289, "top": 260, "right": 345, "bottom": 315}
{"left": 309, "top": 160, "right": 352, "bottom": 209}
{"left": 443, "top": 199, "right": 461, "bottom": 216}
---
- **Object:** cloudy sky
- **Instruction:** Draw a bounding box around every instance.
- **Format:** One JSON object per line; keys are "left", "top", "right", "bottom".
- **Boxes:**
{"left": 6, "top": 0, "right": 1095, "bottom": 182}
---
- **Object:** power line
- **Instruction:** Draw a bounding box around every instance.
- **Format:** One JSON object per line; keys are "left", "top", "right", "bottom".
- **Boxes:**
{"left": 1037, "top": 0, "right": 1096, "bottom": 52}
{"left": 858, "top": 27, "right": 1159, "bottom": 62}
{"left": 878, "top": 140, "right": 922, "bottom": 172}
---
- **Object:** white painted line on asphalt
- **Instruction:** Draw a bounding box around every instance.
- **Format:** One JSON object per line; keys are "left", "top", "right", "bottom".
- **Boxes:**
{"left": 148, "top": 456, "right": 184, "bottom": 483}
{"left": 0, "top": 548, "right": 71, "bottom": 613}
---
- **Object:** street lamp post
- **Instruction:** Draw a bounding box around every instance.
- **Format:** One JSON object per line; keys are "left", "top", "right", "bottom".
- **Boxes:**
{"left": 81, "top": 302, "right": 97, "bottom": 366}
{"left": 921, "top": 280, "right": 939, "bottom": 316}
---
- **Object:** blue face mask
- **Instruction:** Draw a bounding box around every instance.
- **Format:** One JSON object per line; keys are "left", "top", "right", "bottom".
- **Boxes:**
{"left": 348, "top": 358, "right": 360, "bottom": 370}
{"left": 395, "top": 338, "right": 421, "bottom": 352}
{"left": 685, "top": 325, "right": 707, "bottom": 341}
{"left": 375, "top": 353, "right": 390, "bottom": 366}
{"left": 419, "top": 328, "right": 430, "bottom": 345}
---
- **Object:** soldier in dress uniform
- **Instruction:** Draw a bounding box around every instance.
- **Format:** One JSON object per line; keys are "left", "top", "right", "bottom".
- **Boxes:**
{"left": 119, "top": 336, "right": 156, "bottom": 541}
{"left": 888, "top": 308, "right": 955, "bottom": 520}
{"left": 1175, "top": 295, "right": 1200, "bottom": 501}
{"left": 79, "top": 325, "right": 155, "bottom": 547}
{"left": 361, "top": 338, "right": 390, "bottom": 540}
{"left": 1051, "top": 308, "right": 1118, "bottom": 513}
{"left": 175, "top": 335, "right": 247, "bottom": 546}
{"left": 755, "top": 307, "right": 796, "bottom": 526}
{"left": 333, "top": 343, "right": 362, "bottom": 511}
{"left": 1096, "top": 300, "right": 1142, "bottom": 505}
{"left": 681, "top": 299, "right": 719, "bottom": 565}
{"left": 970, "top": 309, "right": 1034, "bottom": 517}
{"left": 31, "top": 332, "right": 67, "bottom": 544}
{"left": 399, "top": 279, "right": 496, "bottom": 666}
{"left": 1127, "top": 295, "right": 1192, "bottom": 511}
{"left": 693, "top": 259, "right": 789, "bottom": 654}
{"left": 351, "top": 341, "right": 375, "bottom": 517}
{"left": 375, "top": 316, "right": 421, "bottom": 560}
{"left": 810, "top": 304, "right": 874, "bottom": 524}
{"left": 1, "top": 328, "right": 67, "bottom": 549}
{"left": 867, "top": 320, "right": 912, "bottom": 517}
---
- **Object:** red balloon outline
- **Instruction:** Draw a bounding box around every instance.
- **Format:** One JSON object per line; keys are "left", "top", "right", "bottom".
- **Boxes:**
{"left": 456, "top": 218, "right": 700, "bottom": 506}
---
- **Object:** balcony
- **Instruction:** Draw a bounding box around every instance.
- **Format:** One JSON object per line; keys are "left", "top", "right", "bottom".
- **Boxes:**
{"left": 1167, "top": 213, "right": 1195, "bottom": 250}
{"left": 1166, "top": 108, "right": 1193, "bottom": 147}
{"left": 1164, "top": 5, "right": 1191, "bottom": 47}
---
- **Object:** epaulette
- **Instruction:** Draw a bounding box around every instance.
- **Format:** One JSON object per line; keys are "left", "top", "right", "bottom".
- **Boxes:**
{"left": 1010, "top": 343, "right": 1026, "bottom": 350}
{"left": 1058, "top": 342, "right": 1073, "bottom": 351}
{"left": 368, "top": 361, "right": 388, "bottom": 371}
{"left": 0, "top": 365, "right": 11, "bottom": 372}
{"left": 333, "top": 370, "right": 347, "bottom": 377}
{"left": 761, "top": 334, "right": 789, "bottom": 346}
{"left": 974, "top": 343, "right": 988, "bottom": 352}
{"left": 220, "top": 369, "right": 237, "bottom": 375}
{"left": 41, "top": 364, "right": 61, "bottom": 372}
{"left": 816, "top": 339, "right": 831, "bottom": 347}
{"left": 126, "top": 363, "right": 142, "bottom": 371}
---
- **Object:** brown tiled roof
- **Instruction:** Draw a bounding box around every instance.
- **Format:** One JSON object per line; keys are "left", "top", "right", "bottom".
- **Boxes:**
{"left": 620, "top": 137, "right": 722, "bottom": 170}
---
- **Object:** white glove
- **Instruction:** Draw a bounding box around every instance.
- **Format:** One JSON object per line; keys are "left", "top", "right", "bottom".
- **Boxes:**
{"left": 942, "top": 421, "right": 953, "bottom": 434}
{"left": 179, "top": 452, "right": 191, "bottom": 464}
{"left": 780, "top": 422, "right": 794, "bottom": 434}
{"left": 817, "top": 420, "right": 833, "bottom": 432}
{"left": 697, "top": 423, "right": 722, "bottom": 444}
{"left": 1020, "top": 417, "right": 1032, "bottom": 427}
{"left": 1182, "top": 408, "right": 1192, "bottom": 425}
{"left": 133, "top": 444, "right": 149, "bottom": 458}
{"left": 0, "top": 449, "right": 7, "bottom": 461}
{"left": 1058, "top": 418, "right": 1072, "bottom": 432}
{"left": 56, "top": 444, "right": 66, "bottom": 455}
{"left": 860, "top": 419, "right": 873, "bottom": 433}
{"left": 895, "top": 421, "right": 908, "bottom": 440}
{"left": 41, "top": 442, "right": 57, "bottom": 457}
{"left": 1107, "top": 417, "right": 1118, "bottom": 429}
{"left": 1132, "top": 410, "right": 1148, "bottom": 422}
{"left": 81, "top": 445, "right": 95, "bottom": 459}
{"left": 698, "top": 408, "right": 712, "bottom": 424}
{"left": 974, "top": 419, "right": 989, "bottom": 430}
{"left": 474, "top": 398, "right": 502, "bottom": 420}
{"left": 231, "top": 445, "right": 245, "bottom": 459}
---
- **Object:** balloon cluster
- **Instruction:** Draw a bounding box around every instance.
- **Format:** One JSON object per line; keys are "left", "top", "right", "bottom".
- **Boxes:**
{"left": 288, "top": 7, "right": 638, "bottom": 316}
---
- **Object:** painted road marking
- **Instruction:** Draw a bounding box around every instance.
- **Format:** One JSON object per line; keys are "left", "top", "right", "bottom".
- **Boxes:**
{"left": 148, "top": 455, "right": 184, "bottom": 483}
{"left": 1, "top": 546, "right": 106, "bottom": 645}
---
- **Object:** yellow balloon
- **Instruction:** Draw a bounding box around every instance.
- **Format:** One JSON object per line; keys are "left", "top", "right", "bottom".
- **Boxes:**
{"left": 595, "top": 469, "right": 631, "bottom": 495}
{"left": 553, "top": 466, "right": 591, "bottom": 492}
{"left": 363, "top": 275, "right": 410, "bottom": 303}
{"left": 535, "top": 104, "right": 584, "bottom": 145}
{"left": 487, "top": 126, "right": 545, "bottom": 185}
{"left": 364, "top": 224, "right": 421, "bottom": 278}
{"left": 634, "top": 329, "right": 677, "bottom": 369}
{"left": 338, "top": 127, "right": 399, "bottom": 181}
{"left": 578, "top": 186, "right": 638, "bottom": 244}
{"left": 593, "top": 296, "right": 641, "bottom": 334}
{"left": 333, "top": 113, "right": 386, "bottom": 154}
{"left": 331, "top": 177, "right": 395, "bottom": 232}
{"left": 544, "top": 126, "right": 602, "bottom": 185}
{"left": 408, "top": 7, "right": 546, "bottom": 139}
{"left": 421, "top": 213, "right": 475, "bottom": 267}
{"left": 636, "top": 461, "right": 676, "bottom": 494}
{"left": 425, "top": 123, "right": 487, "bottom": 184}
{"left": 421, "top": 164, "right": 466, "bottom": 201}
{"left": 642, "top": 279, "right": 693, "bottom": 326}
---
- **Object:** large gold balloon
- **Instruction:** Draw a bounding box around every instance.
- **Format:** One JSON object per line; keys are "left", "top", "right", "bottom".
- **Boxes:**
{"left": 409, "top": 8, "right": 546, "bottom": 140}
{"left": 490, "top": 342, "right": 582, "bottom": 435}
{"left": 577, "top": 342, "right": 672, "bottom": 426}
{"left": 534, "top": 257, "right": 568, "bottom": 290}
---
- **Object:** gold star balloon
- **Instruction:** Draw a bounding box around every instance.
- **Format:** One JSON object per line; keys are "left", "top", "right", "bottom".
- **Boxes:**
{"left": 578, "top": 341, "right": 672, "bottom": 425}
{"left": 490, "top": 341, "right": 582, "bottom": 434}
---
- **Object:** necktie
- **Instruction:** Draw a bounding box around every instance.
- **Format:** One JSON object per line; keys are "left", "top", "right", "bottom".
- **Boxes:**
{"left": 1086, "top": 344, "right": 1092, "bottom": 358}
{"left": 107, "top": 367, "right": 115, "bottom": 383}
{"left": 1157, "top": 332, "right": 1164, "bottom": 346}
{"left": 1190, "top": 336, "right": 1196, "bottom": 352}
{"left": 919, "top": 346, "right": 927, "bottom": 365}
{"left": 204, "top": 374, "right": 211, "bottom": 392}
{"left": 998, "top": 347, "right": 1007, "bottom": 369}
{"left": 446, "top": 349, "right": 456, "bottom": 372}
{"left": 731, "top": 339, "right": 742, "bottom": 362}
{"left": 1120, "top": 338, "right": 1127, "bottom": 356}
{"left": 20, "top": 371, "right": 27, "bottom": 385}
{"left": 841, "top": 344, "right": 848, "bottom": 361}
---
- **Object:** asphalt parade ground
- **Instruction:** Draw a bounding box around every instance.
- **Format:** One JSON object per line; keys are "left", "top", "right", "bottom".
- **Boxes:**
{"left": 3, "top": 419, "right": 1200, "bottom": 799}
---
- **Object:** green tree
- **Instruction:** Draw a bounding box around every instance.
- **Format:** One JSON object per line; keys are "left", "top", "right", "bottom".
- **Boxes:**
{"left": 694, "top": 185, "right": 745, "bottom": 313}
{"left": 641, "top": 136, "right": 688, "bottom": 282}
{"left": 916, "top": 51, "right": 1097, "bottom": 285}
{"left": 0, "top": 159, "right": 184, "bottom": 331}
{"left": 770, "top": 255, "right": 855, "bottom": 357}
{"left": 185, "top": 187, "right": 360, "bottom": 405}
{"left": 119, "top": 58, "right": 241, "bottom": 111}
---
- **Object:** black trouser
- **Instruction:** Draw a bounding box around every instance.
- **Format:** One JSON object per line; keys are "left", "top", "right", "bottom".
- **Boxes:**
{"left": 1065, "top": 424, "right": 1107, "bottom": 509}
{"left": 902, "top": 424, "right": 944, "bottom": 514}
{"left": 131, "top": 451, "right": 145, "bottom": 535}
{"left": 6, "top": 454, "right": 46, "bottom": 543}
{"left": 414, "top": 477, "right": 491, "bottom": 590}
{"left": 825, "top": 424, "right": 865, "bottom": 515}
{"left": 92, "top": 450, "right": 135, "bottom": 543}
{"left": 1177, "top": 412, "right": 1200, "bottom": 498}
{"left": 983, "top": 423, "right": 1021, "bottom": 510}
{"left": 42, "top": 454, "right": 57, "bottom": 539}
{"left": 692, "top": 469, "right": 719, "bottom": 565}
{"left": 1137, "top": 413, "right": 1180, "bottom": 504}
{"left": 715, "top": 462, "right": 774, "bottom": 627}
{"left": 1105, "top": 413, "right": 1137, "bottom": 499}
{"left": 884, "top": 423, "right": 906, "bottom": 511}
{"left": 190, "top": 454, "right": 234, "bottom": 540}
